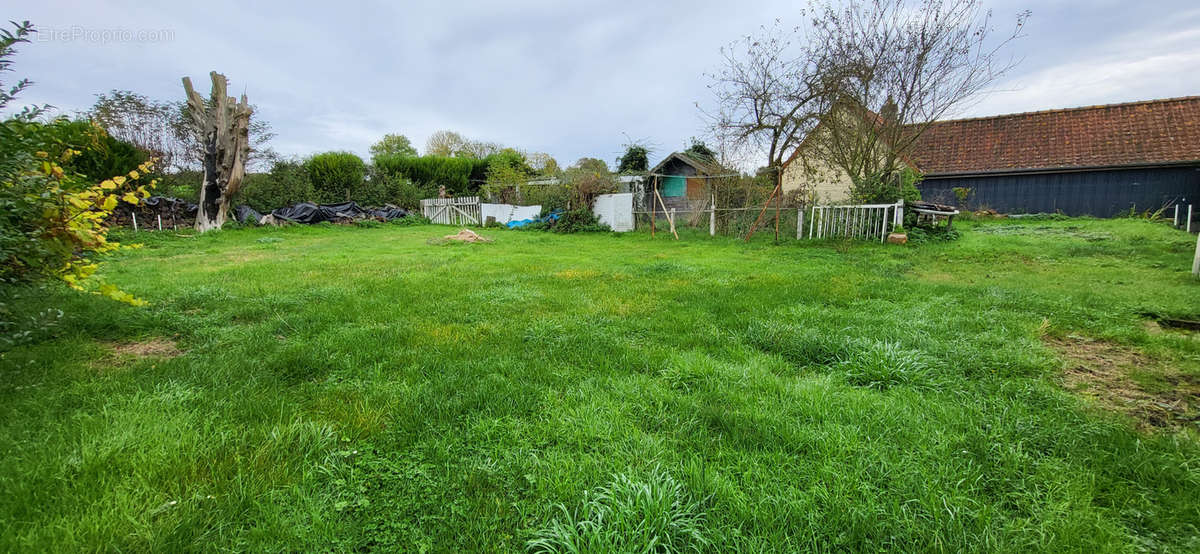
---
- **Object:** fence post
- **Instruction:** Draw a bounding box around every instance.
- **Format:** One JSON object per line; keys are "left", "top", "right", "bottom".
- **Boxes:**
{"left": 131, "top": 213, "right": 138, "bottom": 232}
{"left": 1190, "top": 205, "right": 1194, "bottom": 234}
{"left": 1175, "top": 204, "right": 1181, "bottom": 227}
{"left": 709, "top": 193, "right": 716, "bottom": 236}
{"left": 1194, "top": 229, "right": 1200, "bottom": 277}
{"left": 796, "top": 208, "right": 804, "bottom": 240}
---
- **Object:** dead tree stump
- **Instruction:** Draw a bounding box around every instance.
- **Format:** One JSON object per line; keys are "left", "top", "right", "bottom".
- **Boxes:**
{"left": 182, "top": 72, "right": 252, "bottom": 232}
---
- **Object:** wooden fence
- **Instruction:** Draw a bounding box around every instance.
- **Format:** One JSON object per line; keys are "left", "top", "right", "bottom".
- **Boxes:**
{"left": 421, "top": 196, "right": 481, "bottom": 225}
{"left": 807, "top": 201, "right": 903, "bottom": 242}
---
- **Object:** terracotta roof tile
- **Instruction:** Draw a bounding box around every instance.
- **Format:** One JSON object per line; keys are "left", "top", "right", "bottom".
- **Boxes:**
{"left": 909, "top": 96, "right": 1200, "bottom": 175}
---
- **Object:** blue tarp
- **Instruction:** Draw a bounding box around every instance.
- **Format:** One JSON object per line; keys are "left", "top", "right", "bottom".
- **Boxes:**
{"left": 506, "top": 211, "right": 560, "bottom": 229}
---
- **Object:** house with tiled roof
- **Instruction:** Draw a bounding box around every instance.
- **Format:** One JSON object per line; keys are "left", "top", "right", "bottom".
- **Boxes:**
{"left": 782, "top": 96, "right": 1200, "bottom": 216}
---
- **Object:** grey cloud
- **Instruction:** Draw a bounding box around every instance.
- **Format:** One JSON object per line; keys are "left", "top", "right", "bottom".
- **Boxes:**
{"left": 7, "top": 0, "right": 1198, "bottom": 168}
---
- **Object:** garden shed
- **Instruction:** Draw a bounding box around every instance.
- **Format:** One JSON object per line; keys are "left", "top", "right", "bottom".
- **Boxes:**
{"left": 647, "top": 152, "right": 722, "bottom": 213}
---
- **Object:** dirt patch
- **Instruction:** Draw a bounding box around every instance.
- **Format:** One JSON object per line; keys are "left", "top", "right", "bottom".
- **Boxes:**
{"left": 1047, "top": 335, "right": 1199, "bottom": 432}
{"left": 443, "top": 229, "right": 491, "bottom": 243}
{"left": 109, "top": 337, "right": 183, "bottom": 359}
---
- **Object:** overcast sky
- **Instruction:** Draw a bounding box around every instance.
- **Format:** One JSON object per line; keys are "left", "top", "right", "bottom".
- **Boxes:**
{"left": 7, "top": 0, "right": 1199, "bottom": 169}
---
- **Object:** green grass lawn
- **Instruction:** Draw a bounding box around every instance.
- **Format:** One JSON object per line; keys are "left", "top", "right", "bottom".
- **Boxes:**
{"left": 2, "top": 217, "right": 1199, "bottom": 552}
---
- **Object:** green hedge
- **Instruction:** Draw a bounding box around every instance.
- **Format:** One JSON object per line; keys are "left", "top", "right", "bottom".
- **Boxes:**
{"left": 374, "top": 155, "right": 487, "bottom": 197}
{"left": 305, "top": 151, "right": 366, "bottom": 204}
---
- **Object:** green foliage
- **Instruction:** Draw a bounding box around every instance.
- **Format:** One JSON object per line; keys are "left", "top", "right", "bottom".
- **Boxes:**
{"left": 365, "top": 165, "right": 420, "bottom": 209}
{"left": 388, "top": 213, "right": 429, "bottom": 226}
{"left": 238, "top": 158, "right": 414, "bottom": 211}
{"left": 374, "top": 154, "right": 486, "bottom": 197}
{"left": 851, "top": 167, "right": 923, "bottom": 204}
{"left": 480, "top": 163, "right": 529, "bottom": 204}
{"left": 1, "top": 22, "right": 153, "bottom": 307}
{"left": 305, "top": 152, "right": 365, "bottom": 204}
{"left": 528, "top": 468, "right": 709, "bottom": 553}
{"left": 483, "top": 148, "right": 527, "bottom": 172}
{"left": 683, "top": 137, "right": 717, "bottom": 164}
{"left": 369, "top": 133, "right": 417, "bottom": 162}
{"left": 28, "top": 118, "right": 150, "bottom": 183}
{"left": 527, "top": 152, "right": 559, "bottom": 175}
{"left": 571, "top": 157, "right": 609, "bottom": 175}
{"left": 0, "top": 119, "right": 156, "bottom": 298}
{"left": 151, "top": 170, "right": 201, "bottom": 201}
{"left": 617, "top": 145, "right": 649, "bottom": 173}
{"left": 520, "top": 185, "right": 571, "bottom": 214}
{"left": 905, "top": 226, "right": 960, "bottom": 244}
{"left": 952, "top": 186, "right": 971, "bottom": 206}
{"left": 547, "top": 209, "right": 611, "bottom": 233}
{"left": 237, "top": 160, "right": 314, "bottom": 212}
{"left": 0, "top": 21, "right": 41, "bottom": 122}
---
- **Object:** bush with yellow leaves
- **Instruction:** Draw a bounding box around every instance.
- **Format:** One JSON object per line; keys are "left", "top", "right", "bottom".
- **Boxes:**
{"left": 1, "top": 121, "right": 156, "bottom": 306}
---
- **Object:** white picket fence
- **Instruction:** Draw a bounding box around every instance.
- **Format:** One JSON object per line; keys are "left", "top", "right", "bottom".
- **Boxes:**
{"left": 807, "top": 201, "right": 903, "bottom": 242}
{"left": 421, "top": 196, "right": 481, "bottom": 225}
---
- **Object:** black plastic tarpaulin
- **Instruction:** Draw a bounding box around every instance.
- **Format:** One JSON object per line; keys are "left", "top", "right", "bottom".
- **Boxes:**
{"left": 267, "top": 201, "right": 409, "bottom": 224}
{"left": 117, "top": 197, "right": 410, "bottom": 226}
{"left": 366, "top": 206, "right": 409, "bottom": 220}
{"left": 136, "top": 196, "right": 199, "bottom": 217}
{"left": 234, "top": 205, "right": 263, "bottom": 224}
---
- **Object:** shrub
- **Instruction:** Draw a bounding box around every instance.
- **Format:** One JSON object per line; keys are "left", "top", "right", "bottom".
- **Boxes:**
{"left": 374, "top": 154, "right": 487, "bottom": 197}
{"left": 351, "top": 173, "right": 398, "bottom": 207}
{"left": 49, "top": 119, "right": 149, "bottom": 183}
{"left": 0, "top": 118, "right": 155, "bottom": 303}
{"left": 617, "top": 144, "right": 649, "bottom": 173}
{"left": 522, "top": 184, "right": 570, "bottom": 214}
{"left": 154, "top": 169, "right": 202, "bottom": 201}
{"left": 851, "top": 167, "right": 922, "bottom": 204}
{"left": 306, "top": 151, "right": 365, "bottom": 203}
{"left": 237, "top": 159, "right": 314, "bottom": 212}
{"left": 366, "top": 165, "right": 420, "bottom": 208}
{"left": 548, "top": 209, "right": 610, "bottom": 234}
{"left": 0, "top": 21, "right": 153, "bottom": 304}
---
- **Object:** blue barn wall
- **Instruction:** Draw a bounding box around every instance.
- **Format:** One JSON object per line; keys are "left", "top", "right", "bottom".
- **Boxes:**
{"left": 918, "top": 166, "right": 1200, "bottom": 217}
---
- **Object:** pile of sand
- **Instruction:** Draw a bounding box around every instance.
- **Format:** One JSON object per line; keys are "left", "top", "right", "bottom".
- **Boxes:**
{"left": 443, "top": 229, "right": 492, "bottom": 243}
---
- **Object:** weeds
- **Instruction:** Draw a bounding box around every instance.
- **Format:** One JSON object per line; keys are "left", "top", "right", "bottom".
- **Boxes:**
{"left": 528, "top": 468, "right": 709, "bottom": 553}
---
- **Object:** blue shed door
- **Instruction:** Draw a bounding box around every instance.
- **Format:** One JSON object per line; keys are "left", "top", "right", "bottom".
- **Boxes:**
{"left": 661, "top": 175, "right": 686, "bottom": 197}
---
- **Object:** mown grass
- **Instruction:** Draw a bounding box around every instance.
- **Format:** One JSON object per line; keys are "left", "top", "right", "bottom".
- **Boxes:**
{"left": 1, "top": 217, "right": 1199, "bottom": 552}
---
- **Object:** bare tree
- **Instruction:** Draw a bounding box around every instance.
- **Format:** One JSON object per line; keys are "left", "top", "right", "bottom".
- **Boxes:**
{"left": 89, "top": 90, "right": 277, "bottom": 174}
{"left": 704, "top": 21, "right": 833, "bottom": 190}
{"left": 424, "top": 130, "right": 502, "bottom": 159}
{"left": 181, "top": 72, "right": 252, "bottom": 232}
{"left": 704, "top": 20, "right": 837, "bottom": 240}
{"left": 804, "top": 0, "right": 1029, "bottom": 199}
{"left": 89, "top": 91, "right": 190, "bottom": 173}
{"left": 525, "top": 151, "right": 559, "bottom": 175}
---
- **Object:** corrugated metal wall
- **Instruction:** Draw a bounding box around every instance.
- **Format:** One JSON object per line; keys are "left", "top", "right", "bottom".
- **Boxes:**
{"left": 918, "top": 166, "right": 1200, "bottom": 217}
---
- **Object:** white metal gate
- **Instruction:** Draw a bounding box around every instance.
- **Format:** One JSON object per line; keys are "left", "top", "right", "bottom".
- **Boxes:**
{"left": 807, "top": 201, "right": 903, "bottom": 242}
{"left": 421, "top": 196, "right": 481, "bottom": 225}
